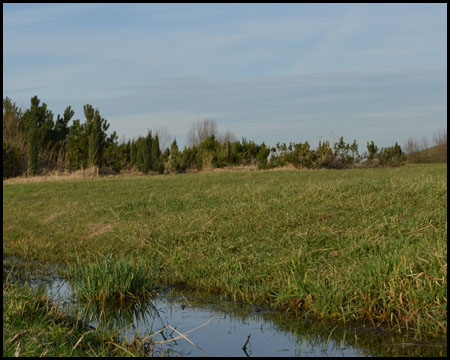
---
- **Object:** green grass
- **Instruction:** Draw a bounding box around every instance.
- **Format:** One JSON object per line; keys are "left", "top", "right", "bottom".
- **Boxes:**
{"left": 67, "top": 254, "right": 159, "bottom": 303}
{"left": 2, "top": 277, "right": 149, "bottom": 357}
{"left": 3, "top": 163, "right": 447, "bottom": 340}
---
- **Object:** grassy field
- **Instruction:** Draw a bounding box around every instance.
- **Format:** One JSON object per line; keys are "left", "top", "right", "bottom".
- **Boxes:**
{"left": 3, "top": 163, "right": 447, "bottom": 340}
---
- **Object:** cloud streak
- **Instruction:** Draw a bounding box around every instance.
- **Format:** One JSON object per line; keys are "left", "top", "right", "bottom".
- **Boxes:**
{"left": 3, "top": 3, "right": 447, "bottom": 149}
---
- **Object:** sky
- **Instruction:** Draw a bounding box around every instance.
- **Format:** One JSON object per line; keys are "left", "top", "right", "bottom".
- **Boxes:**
{"left": 3, "top": 3, "right": 447, "bottom": 150}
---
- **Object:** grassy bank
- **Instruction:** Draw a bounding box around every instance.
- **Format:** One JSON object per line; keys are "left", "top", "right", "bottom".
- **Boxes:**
{"left": 3, "top": 163, "right": 447, "bottom": 339}
{"left": 407, "top": 143, "right": 447, "bottom": 163}
{"left": 2, "top": 276, "right": 149, "bottom": 357}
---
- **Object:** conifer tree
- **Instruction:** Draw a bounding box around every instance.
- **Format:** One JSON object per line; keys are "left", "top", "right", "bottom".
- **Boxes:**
{"left": 66, "top": 119, "right": 89, "bottom": 170}
{"left": 256, "top": 142, "right": 270, "bottom": 169}
{"left": 169, "top": 138, "right": 182, "bottom": 172}
{"left": 103, "top": 131, "right": 122, "bottom": 172}
{"left": 130, "top": 139, "right": 138, "bottom": 168}
{"left": 136, "top": 131, "right": 153, "bottom": 173}
{"left": 84, "top": 105, "right": 109, "bottom": 168}
{"left": 367, "top": 141, "right": 379, "bottom": 161}
{"left": 22, "top": 96, "right": 54, "bottom": 175}
{"left": 144, "top": 131, "right": 153, "bottom": 172}
{"left": 151, "top": 134, "right": 161, "bottom": 172}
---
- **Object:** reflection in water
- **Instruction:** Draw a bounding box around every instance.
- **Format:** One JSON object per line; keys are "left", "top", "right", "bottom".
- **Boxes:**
{"left": 4, "top": 260, "right": 447, "bottom": 357}
{"left": 152, "top": 289, "right": 447, "bottom": 357}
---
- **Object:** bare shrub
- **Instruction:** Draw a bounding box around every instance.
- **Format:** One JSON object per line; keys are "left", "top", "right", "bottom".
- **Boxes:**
{"left": 432, "top": 128, "right": 447, "bottom": 162}
{"left": 404, "top": 137, "right": 420, "bottom": 155}
{"left": 421, "top": 136, "right": 429, "bottom": 151}
{"left": 155, "top": 126, "right": 173, "bottom": 152}
{"left": 186, "top": 119, "right": 218, "bottom": 147}
{"left": 217, "top": 130, "right": 237, "bottom": 144}
{"left": 432, "top": 128, "right": 447, "bottom": 146}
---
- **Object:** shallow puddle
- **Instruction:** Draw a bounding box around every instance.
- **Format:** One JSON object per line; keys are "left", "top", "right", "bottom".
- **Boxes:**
{"left": 4, "top": 260, "right": 447, "bottom": 357}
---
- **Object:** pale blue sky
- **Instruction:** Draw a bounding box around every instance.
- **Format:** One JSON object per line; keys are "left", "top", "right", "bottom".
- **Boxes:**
{"left": 3, "top": 3, "right": 447, "bottom": 149}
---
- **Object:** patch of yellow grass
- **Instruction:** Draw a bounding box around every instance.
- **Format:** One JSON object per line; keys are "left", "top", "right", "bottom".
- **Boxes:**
{"left": 87, "top": 223, "right": 115, "bottom": 238}
{"left": 3, "top": 167, "right": 108, "bottom": 184}
{"left": 3, "top": 164, "right": 311, "bottom": 185}
{"left": 43, "top": 212, "right": 66, "bottom": 224}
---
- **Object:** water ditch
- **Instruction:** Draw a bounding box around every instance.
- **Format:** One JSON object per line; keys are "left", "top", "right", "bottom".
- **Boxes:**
{"left": 3, "top": 257, "right": 447, "bottom": 357}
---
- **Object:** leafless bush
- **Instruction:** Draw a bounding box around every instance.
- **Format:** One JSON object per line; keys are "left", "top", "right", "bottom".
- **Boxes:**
{"left": 405, "top": 128, "right": 447, "bottom": 163}
{"left": 432, "top": 128, "right": 447, "bottom": 161}
{"left": 217, "top": 130, "right": 237, "bottom": 144}
{"left": 432, "top": 128, "right": 447, "bottom": 146}
{"left": 186, "top": 119, "right": 218, "bottom": 147}
{"left": 421, "top": 136, "right": 429, "bottom": 151}
{"left": 155, "top": 126, "right": 173, "bottom": 152}
{"left": 404, "top": 137, "right": 420, "bottom": 155}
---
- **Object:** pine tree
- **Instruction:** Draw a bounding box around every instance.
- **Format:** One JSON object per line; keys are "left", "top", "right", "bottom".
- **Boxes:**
{"left": 169, "top": 138, "right": 181, "bottom": 172}
{"left": 367, "top": 141, "right": 379, "bottom": 161}
{"left": 130, "top": 139, "right": 138, "bottom": 168}
{"left": 66, "top": 120, "right": 83, "bottom": 169}
{"left": 135, "top": 131, "right": 153, "bottom": 173}
{"left": 22, "top": 96, "right": 54, "bottom": 175}
{"left": 256, "top": 142, "right": 270, "bottom": 169}
{"left": 84, "top": 105, "right": 110, "bottom": 169}
{"left": 103, "top": 131, "right": 122, "bottom": 172}
{"left": 151, "top": 134, "right": 161, "bottom": 172}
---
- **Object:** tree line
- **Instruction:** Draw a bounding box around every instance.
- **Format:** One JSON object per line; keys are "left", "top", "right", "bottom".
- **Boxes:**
{"left": 3, "top": 96, "right": 413, "bottom": 179}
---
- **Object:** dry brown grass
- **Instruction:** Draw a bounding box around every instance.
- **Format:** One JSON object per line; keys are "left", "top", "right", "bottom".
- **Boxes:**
{"left": 87, "top": 223, "right": 115, "bottom": 238}
{"left": 200, "top": 164, "right": 258, "bottom": 172}
{"left": 199, "top": 164, "right": 300, "bottom": 172}
{"left": 3, "top": 166, "right": 118, "bottom": 184}
{"left": 3, "top": 165, "right": 264, "bottom": 184}
{"left": 2, "top": 164, "right": 308, "bottom": 185}
{"left": 43, "top": 212, "right": 66, "bottom": 224}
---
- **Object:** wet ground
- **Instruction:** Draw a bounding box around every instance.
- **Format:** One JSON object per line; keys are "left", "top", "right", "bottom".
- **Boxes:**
{"left": 3, "top": 258, "right": 447, "bottom": 357}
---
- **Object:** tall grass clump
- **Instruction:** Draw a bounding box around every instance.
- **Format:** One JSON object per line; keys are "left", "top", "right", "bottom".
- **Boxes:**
{"left": 68, "top": 254, "right": 158, "bottom": 303}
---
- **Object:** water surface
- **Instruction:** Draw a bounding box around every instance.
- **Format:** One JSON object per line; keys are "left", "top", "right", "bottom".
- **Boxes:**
{"left": 4, "top": 259, "right": 446, "bottom": 357}
{"left": 39, "top": 272, "right": 447, "bottom": 357}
